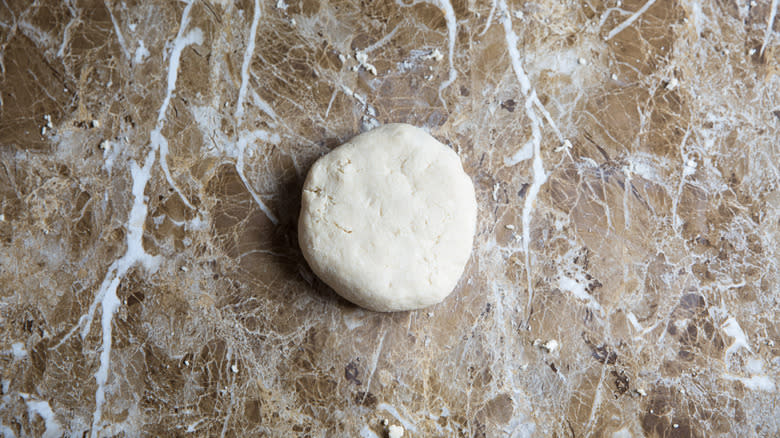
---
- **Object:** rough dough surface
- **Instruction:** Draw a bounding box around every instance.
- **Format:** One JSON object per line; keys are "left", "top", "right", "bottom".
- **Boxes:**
{"left": 298, "top": 124, "right": 477, "bottom": 312}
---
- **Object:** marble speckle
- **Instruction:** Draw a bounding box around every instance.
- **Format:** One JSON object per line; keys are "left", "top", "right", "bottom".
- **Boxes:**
{"left": 1, "top": 0, "right": 779, "bottom": 436}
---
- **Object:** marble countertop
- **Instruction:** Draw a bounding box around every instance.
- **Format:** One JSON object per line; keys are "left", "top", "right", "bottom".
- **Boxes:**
{"left": 1, "top": 0, "right": 778, "bottom": 436}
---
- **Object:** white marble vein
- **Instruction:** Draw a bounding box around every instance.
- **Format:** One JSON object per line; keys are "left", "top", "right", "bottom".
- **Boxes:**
{"left": 762, "top": 0, "right": 778, "bottom": 55}
{"left": 153, "top": 2, "right": 202, "bottom": 211}
{"left": 606, "top": 0, "right": 658, "bottom": 41}
{"left": 236, "top": 0, "right": 261, "bottom": 119}
{"left": 428, "top": 0, "right": 458, "bottom": 96}
{"left": 52, "top": 2, "right": 199, "bottom": 435}
{"left": 232, "top": 0, "right": 280, "bottom": 224}
{"left": 105, "top": 1, "right": 130, "bottom": 60}
{"left": 90, "top": 150, "right": 160, "bottom": 437}
{"left": 498, "top": 0, "right": 550, "bottom": 317}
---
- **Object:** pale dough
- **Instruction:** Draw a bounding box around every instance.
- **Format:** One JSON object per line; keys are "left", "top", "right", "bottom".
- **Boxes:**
{"left": 298, "top": 124, "right": 477, "bottom": 312}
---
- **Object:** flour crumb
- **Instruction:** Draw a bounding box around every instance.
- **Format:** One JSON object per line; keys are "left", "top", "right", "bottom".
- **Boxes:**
{"left": 423, "top": 48, "right": 444, "bottom": 62}
{"left": 611, "top": 73, "right": 618, "bottom": 81}
{"left": 555, "top": 139, "right": 572, "bottom": 153}
{"left": 276, "top": 0, "right": 288, "bottom": 10}
{"left": 505, "top": 224, "right": 515, "bottom": 230}
{"left": 388, "top": 424, "right": 404, "bottom": 438}
{"left": 534, "top": 339, "right": 559, "bottom": 353}
{"left": 543, "top": 339, "right": 559, "bottom": 353}
{"left": 230, "top": 364, "right": 238, "bottom": 373}
{"left": 513, "top": 10, "right": 524, "bottom": 19}
{"left": 338, "top": 53, "right": 347, "bottom": 64}
{"left": 665, "top": 77, "right": 679, "bottom": 90}
{"left": 355, "top": 50, "right": 378, "bottom": 75}
{"left": 361, "top": 115, "right": 380, "bottom": 131}
{"left": 91, "top": 119, "right": 100, "bottom": 128}
{"left": 683, "top": 159, "right": 697, "bottom": 176}
{"left": 578, "top": 57, "right": 587, "bottom": 65}
{"left": 42, "top": 115, "right": 53, "bottom": 134}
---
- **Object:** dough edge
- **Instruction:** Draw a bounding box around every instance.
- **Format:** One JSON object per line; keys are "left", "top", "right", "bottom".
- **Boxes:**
{"left": 298, "top": 123, "right": 477, "bottom": 312}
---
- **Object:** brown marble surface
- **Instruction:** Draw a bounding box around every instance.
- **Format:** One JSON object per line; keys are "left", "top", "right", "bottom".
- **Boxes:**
{"left": 1, "top": 0, "right": 779, "bottom": 436}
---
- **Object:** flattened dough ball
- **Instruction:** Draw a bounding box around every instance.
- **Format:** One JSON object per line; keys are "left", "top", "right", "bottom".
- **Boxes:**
{"left": 298, "top": 124, "right": 477, "bottom": 312}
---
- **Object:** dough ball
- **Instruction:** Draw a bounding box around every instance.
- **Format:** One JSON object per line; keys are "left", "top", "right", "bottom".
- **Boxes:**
{"left": 298, "top": 124, "right": 477, "bottom": 312}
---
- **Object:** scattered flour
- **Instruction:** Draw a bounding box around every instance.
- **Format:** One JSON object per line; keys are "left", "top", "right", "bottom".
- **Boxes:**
{"left": 11, "top": 342, "right": 27, "bottom": 359}
{"left": 133, "top": 40, "right": 150, "bottom": 64}
{"left": 505, "top": 140, "right": 534, "bottom": 166}
{"left": 723, "top": 374, "right": 776, "bottom": 392}
{"left": 721, "top": 316, "right": 751, "bottom": 356}
{"left": 558, "top": 275, "right": 603, "bottom": 312}
{"left": 22, "top": 397, "right": 63, "bottom": 438}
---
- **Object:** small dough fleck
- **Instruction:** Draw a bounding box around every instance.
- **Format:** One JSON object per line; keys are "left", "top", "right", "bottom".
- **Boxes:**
{"left": 388, "top": 424, "right": 404, "bottom": 438}
{"left": 298, "top": 124, "right": 477, "bottom": 312}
